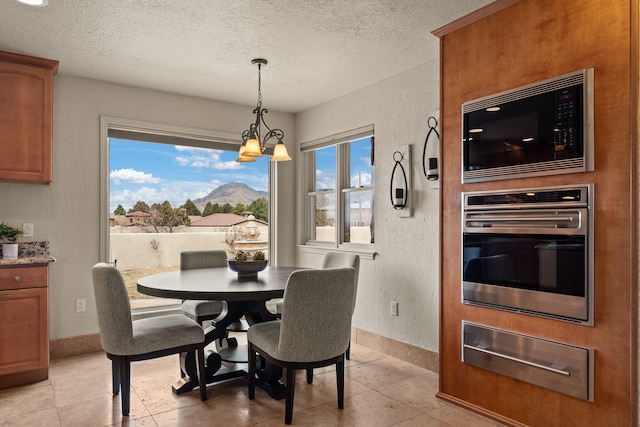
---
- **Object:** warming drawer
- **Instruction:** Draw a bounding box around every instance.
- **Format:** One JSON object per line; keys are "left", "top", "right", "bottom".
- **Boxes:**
{"left": 462, "top": 322, "right": 594, "bottom": 401}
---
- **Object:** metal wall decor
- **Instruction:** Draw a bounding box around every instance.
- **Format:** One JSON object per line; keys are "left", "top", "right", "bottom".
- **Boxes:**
{"left": 422, "top": 115, "right": 439, "bottom": 181}
{"left": 390, "top": 144, "right": 412, "bottom": 217}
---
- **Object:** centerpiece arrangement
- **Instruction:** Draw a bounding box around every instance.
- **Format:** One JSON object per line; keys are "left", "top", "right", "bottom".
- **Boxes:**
{"left": 227, "top": 250, "right": 268, "bottom": 279}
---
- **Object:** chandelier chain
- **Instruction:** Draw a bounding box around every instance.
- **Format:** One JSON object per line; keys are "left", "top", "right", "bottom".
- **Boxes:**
{"left": 257, "top": 63, "right": 262, "bottom": 106}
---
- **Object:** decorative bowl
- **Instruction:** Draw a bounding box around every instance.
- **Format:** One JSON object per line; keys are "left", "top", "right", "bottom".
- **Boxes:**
{"left": 227, "top": 259, "right": 268, "bottom": 278}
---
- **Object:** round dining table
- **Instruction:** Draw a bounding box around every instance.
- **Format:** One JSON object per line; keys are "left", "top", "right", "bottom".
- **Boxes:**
{"left": 137, "top": 265, "right": 300, "bottom": 399}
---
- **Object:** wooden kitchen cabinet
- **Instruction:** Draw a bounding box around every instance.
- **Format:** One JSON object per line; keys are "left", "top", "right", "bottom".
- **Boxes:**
{"left": 0, "top": 264, "right": 49, "bottom": 388}
{"left": 0, "top": 50, "right": 58, "bottom": 184}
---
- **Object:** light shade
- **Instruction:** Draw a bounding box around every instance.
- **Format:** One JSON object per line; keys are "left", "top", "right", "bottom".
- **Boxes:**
{"left": 270, "top": 141, "right": 291, "bottom": 161}
{"left": 236, "top": 143, "right": 256, "bottom": 162}
{"left": 243, "top": 137, "right": 262, "bottom": 157}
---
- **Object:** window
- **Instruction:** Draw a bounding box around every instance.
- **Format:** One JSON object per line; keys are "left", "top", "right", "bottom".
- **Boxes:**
{"left": 100, "top": 117, "right": 272, "bottom": 311}
{"left": 302, "top": 125, "right": 374, "bottom": 248}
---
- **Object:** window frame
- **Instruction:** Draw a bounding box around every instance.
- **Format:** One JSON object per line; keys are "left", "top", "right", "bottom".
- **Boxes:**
{"left": 300, "top": 125, "right": 375, "bottom": 258}
{"left": 99, "top": 116, "right": 277, "bottom": 313}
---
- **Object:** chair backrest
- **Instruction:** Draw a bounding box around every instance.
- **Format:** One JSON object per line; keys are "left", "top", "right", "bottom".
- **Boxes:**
{"left": 278, "top": 268, "right": 356, "bottom": 362}
{"left": 322, "top": 251, "right": 359, "bottom": 312}
{"left": 91, "top": 262, "right": 134, "bottom": 355}
{"left": 180, "top": 250, "right": 228, "bottom": 270}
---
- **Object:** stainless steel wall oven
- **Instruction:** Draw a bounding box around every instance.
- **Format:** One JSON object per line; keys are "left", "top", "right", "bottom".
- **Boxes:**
{"left": 462, "top": 184, "right": 594, "bottom": 324}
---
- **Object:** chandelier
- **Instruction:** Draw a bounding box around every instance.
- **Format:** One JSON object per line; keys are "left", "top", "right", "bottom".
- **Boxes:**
{"left": 236, "top": 58, "right": 291, "bottom": 162}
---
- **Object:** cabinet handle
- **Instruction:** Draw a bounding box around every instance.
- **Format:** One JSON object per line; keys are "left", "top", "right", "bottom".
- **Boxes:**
{"left": 464, "top": 344, "right": 571, "bottom": 376}
{"left": 13, "top": 276, "right": 21, "bottom": 283}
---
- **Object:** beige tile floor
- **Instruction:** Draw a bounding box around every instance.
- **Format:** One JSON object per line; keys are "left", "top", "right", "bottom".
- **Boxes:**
{"left": 0, "top": 341, "right": 506, "bottom": 427}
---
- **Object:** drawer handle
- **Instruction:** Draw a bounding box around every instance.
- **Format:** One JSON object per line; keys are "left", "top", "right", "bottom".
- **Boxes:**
{"left": 13, "top": 276, "right": 21, "bottom": 283}
{"left": 464, "top": 344, "right": 571, "bottom": 377}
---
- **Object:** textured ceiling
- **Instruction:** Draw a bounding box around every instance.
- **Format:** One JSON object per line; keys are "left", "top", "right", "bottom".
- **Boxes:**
{"left": 1, "top": 0, "right": 492, "bottom": 112}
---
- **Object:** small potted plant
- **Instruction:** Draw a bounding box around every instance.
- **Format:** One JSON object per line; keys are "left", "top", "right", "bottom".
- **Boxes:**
{"left": 0, "top": 222, "right": 23, "bottom": 260}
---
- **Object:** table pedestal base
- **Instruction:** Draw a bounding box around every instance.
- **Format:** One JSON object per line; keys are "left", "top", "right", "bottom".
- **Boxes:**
{"left": 172, "top": 299, "right": 286, "bottom": 399}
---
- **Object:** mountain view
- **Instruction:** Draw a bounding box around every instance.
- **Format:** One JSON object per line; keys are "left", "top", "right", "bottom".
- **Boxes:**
{"left": 192, "top": 182, "right": 268, "bottom": 211}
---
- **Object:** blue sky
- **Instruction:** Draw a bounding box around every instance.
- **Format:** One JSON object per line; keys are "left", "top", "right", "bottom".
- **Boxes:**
{"left": 314, "top": 138, "right": 373, "bottom": 190}
{"left": 109, "top": 139, "right": 269, "bottom": 212}
{"left": 109, "top": 137, "right": 373, "bottom": 213}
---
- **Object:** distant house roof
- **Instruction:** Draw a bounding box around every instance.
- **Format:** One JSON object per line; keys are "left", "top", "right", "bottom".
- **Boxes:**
{"left": 191, "top": 213, "right": 249, "bottom": 227}
{"left": 191, "top": 213, "right": 268, "bottom": 227}
{"left": 126, "top": 211, "right": 151, "bottom": 217}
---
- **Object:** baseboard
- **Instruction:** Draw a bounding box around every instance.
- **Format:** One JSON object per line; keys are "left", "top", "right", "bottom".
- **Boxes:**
{"left": 352, "top": 327, "right": 439, "bottom": 373}
{"left": 0, "top": 368, "right": 48, "bottom": 389}
{"left": 436, "top": 392, "right": 526, "bottom": 427}
{"left": 50, "top": 333, "right": 103, "bottom": 359}
{"left": 51, "top": 329, "right": 440, "bottom": 375}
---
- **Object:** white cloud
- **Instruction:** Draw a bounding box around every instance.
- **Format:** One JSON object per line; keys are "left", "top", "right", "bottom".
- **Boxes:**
{"left": 359, "top": 156, "right": 372, "bottom": 166}
{"left": 110, "top": 168, "right": 161, "bottom": 185}
{"left": 351, "top": 171, "right": 372, "bottom": 187}
{"left": 174, "top": 149, "right": 242, "bottom": 170}
{"left": 315, "top": 169, "right": 335, "bottom": 190}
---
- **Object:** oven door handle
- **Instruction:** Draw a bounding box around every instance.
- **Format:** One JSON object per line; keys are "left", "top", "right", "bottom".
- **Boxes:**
{"left": 469, "top": 215, "right": 576, "bottom": 223}
{"left": 463, "top": 344, "right": 571, "bottom": 376}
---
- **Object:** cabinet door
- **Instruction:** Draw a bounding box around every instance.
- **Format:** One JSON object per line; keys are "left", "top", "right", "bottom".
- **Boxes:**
{"left": 0, "top": 51, "right": 58, "bottom": 184}
{"left": 0, "top": 287, "right": 49, "bottom": 376}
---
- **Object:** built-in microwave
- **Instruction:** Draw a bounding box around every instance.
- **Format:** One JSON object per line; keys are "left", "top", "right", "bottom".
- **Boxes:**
{"left": 462, "top": 69, "right": 594, "bottom": 183}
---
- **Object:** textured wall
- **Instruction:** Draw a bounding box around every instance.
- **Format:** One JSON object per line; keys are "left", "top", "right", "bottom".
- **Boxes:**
{"left": 0, "top": 75, "right": 296, "bottom": 339}
{"left": 295, "top": 60, "right": 441, "bottom": 352}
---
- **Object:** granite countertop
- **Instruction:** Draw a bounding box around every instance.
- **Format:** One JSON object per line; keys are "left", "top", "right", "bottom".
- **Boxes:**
{"left": 0, "top": 241, "right": 55, "bottom": 266}
{"left": 0, "top": 256, "right": 56, "bottom": 266}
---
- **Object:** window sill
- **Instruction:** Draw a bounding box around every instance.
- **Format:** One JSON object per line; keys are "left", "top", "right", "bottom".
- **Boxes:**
{"left": 298, "top": 244, "right": 376, "bottom": 260}
{"left": 131, "top": 302, "right": 182, "bottom": 320}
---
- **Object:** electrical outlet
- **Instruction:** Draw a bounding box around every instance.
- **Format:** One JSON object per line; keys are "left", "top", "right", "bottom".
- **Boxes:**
{"left": 391, "top": 301, "right": 398, "bottom": 316}
{"left": 22, "top": 223, "right": 33, "bottom": 238}
{"left": 76, "top": 298, "right": 86, "bottom": 313}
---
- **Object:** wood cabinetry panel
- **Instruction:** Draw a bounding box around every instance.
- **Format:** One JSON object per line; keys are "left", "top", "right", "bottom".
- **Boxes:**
{"left": 436, "top": 0, "right": 636, "bottom": 425}
{"left": 0, "top": 264, "right": 49, "bottom": 387}
{"left": 0, "top": 265, "right": 48, "bottom": 290}
{"left": 0, "top": 50, "right": 58, "bottom": 184}
{"left": 0, "top": 288, "right": 48, "bottom": 377}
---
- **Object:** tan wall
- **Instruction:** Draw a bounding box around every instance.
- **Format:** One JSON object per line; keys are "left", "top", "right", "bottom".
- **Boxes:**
{"left": 109, "top": 232, "right": 229, "bottom": 270}
{"left": 109, "top": 228, "right": 269, "bottom": 270}
{"left": 0, "top": 74, "right": 296, "bottom": 340}
{"left": 436, "top": 0, "right": 637, "bottom": 425}
{"left": 295, "top": 60, "right": 442, "bottom": 352}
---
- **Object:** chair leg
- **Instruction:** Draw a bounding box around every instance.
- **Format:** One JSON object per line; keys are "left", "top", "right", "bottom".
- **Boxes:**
{"left": 197, "top": 346, "right": 207, "bottom": 401}
{"left": 248, "top": 343, "right": 256, "bottom": 400}
{"left": 120, "top": 357, "right": 131, "bottom": 417}
{"left": 336, "top": 356, "right": 345, "bottom": 410}
{"left": 346, "top": 341, "right": 351, "bottom": 360}
{"left": 111, "top": 358, "right": 121, "bottom": 395}
{"left": 306, "top": 368, "right": 313, "bottom": 384}
{"left": 179, "top": 352, "right": 186, "bottom": 378}
{"left": 285, "top": 365, "right": 296, "bottom": 425}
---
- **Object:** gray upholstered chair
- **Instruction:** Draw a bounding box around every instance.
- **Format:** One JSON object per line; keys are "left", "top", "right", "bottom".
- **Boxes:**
{"left": 318, "top": 251, "right": 359, "bottom": 362}
{"left": 275, "top": 251, "right": 360, "bottom": 384}
{"left": 275, "top": 251, "right": 360, "bottom": 320}
{"left": 248, "top": 267, "right": 356, "bottom": 425}
{"left": 180, "top": 250, "right": 227, "bottom": 325}
{"left": 91, "top": 263, "right": 207, "bottom": 417}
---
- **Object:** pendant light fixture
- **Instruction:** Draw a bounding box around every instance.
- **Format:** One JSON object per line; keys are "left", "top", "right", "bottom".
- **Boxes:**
{"left": 237, "top": 58, "right": 291, "bottom": 162}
